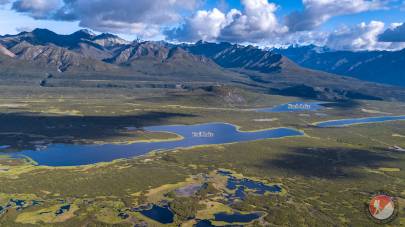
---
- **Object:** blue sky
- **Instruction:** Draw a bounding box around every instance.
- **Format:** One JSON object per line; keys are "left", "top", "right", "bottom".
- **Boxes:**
{"left": 0, "top": 0, "right": 405, "bottom": 50}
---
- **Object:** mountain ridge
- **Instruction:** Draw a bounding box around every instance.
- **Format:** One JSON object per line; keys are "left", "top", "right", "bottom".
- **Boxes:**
{"left": 274, "top": 45, "right": 405, "bottom": 87}
{"left": 1, "top": 29, "right": 405, "bottom": 102}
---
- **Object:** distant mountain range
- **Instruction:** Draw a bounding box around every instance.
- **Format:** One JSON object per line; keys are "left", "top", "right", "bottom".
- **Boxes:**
{"left": 274, "top": 45, "right": 405, "bottom": 87}
{"left": 1, "top": 28, "right": 405, "bottom": 102}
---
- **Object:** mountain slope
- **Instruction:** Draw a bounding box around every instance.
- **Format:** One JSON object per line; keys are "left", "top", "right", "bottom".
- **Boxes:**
{"left": 0, "top": 44, "right": 15, "bottom": 58}
{"left": 184, "top": 41, "right": 405, "bottom": 101}
{"left": 1, "top": 30, "right": 405, "bottom": 102}
{"left": 0, "top": 28, "right": 129, "bottom": 62}
{"left": 274, "top": 45, "right": 405, "bottom": 87}
{"left": 9, "top": 41, "right": 117, "bottom": 72}
{"left": 184, "top": 41, "right": 299, "bottom": 73}
{"left": 105, "top": 41, "right": 244, "bottom": 82}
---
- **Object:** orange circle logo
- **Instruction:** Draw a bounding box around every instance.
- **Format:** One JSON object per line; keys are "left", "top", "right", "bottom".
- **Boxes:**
{"left": 367, "top": 193, "right": 398, "bottom": 223}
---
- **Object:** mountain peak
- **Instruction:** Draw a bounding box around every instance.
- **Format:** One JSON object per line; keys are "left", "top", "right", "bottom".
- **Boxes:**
{"left": 92, "top": 33, "right": 129, "bottom": 47}
{"left": 32, "top": 28, "right": 56, "bottom": 35}
{"left": 75, "top": 29, "right": 95, "bottom": 35}
{"left": 94, "top": 33, "right": 118, "bottom": 39}
{"left": 70, "top": 29, "right": 96, "bottom": 40}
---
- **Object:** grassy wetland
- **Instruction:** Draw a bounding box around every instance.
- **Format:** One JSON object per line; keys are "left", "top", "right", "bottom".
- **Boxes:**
{"left": 0, "top": 84, "right": 405, "bottom": 226}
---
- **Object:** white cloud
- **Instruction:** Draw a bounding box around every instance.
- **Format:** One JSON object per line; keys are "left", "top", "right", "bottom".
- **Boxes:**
{"left": 3, "top": 0, "right": 405, "bottom": 51}
{"left": 15, "top": 26, "right": 34, "bottom": 33}
{"left": 167, "top": 0, "right": 287, "bottom": 42}
{"left": 326, "top": 21, "right": 405, "bottom": 51}
{"left": 220, "top": 0, "right": 287, "bottom": 42}
{"left": 8, "top": 0, "right": 198, "bottom": 39}
{"left": 271, "top": 31, "right": 329, "bottom": 47}
{"left": 12, "top": 0, "right": 62, "bottom": 19}
{"left": 286, "top": 0, "right": 386, "bottom": 32}
{"left": 166, "top": 8, "right": 229, "bottom": 42}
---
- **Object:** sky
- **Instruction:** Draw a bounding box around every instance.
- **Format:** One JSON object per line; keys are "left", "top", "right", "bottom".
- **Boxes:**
{"left": 0, "top": 0, "right": 405, "bottom": 51}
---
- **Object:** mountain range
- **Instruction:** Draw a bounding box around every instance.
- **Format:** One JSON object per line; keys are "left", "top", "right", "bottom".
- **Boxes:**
{"left": 274, "top": 45, "right": 405, "bottom": 87}
{"left": 1, "top": 28, "right": 405, "bottom": 102}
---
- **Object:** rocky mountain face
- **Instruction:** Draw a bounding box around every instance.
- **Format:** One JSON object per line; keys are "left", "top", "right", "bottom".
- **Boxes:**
{"left": 0, "top": 28, "right": 129, "bottom": 49}
{"left": 0, "top": 28, "right": 130, "bottom": 70}
{"left": 1, "top": 29, "right": 405, "bottom": 102}
{"left": 0, "top": 44, "right": 15, "bottom": 58}
{"left": 9, "top": 41, "right": 115, "bottom": 72}
{"left": 184, "top": 41, "right": 298, "bottom": 73}
{"left": 274, "top": 45, "right": 405, "bottom": 87}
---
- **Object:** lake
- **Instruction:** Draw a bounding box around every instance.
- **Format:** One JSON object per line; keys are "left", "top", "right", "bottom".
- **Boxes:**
{"left": 315, "top": 116, "right": 405, "bottom": 127}
{"left": 218, "top": 170, "right": 282, "bottom": 201}
{"left": 10, "top": 123, "right": 303, "bottom": 166}
{"left": 256, "top": 102, "right": 326, "bottom": 113}
{"left": 213, "top": 212, "right": 262, "bottom": 223}
{"left": 139, "top": 205, "right": 174, "bottom": 224}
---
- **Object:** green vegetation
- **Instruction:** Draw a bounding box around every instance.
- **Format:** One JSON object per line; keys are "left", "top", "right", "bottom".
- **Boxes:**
{"left": 170, "top": 197, "right": 204, "bottom": 223}
{"left": 0, "top": 85, "right": 404, "bottom": 226}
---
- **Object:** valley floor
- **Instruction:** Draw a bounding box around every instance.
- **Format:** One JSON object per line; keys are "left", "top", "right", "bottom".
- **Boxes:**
{"left": 0, "top": 85, "right": 404, "bottom": 226}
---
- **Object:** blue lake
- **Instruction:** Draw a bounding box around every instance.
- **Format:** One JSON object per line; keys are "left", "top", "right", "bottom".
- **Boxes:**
{"left": 10, "top": 123, "right": 303, "bottom": 166}
{"left": 195, "top": 220, "right": 217, "bottom": 227}
{"left": 218, "top": 170, "right": 282, "bottom": 201}
{"left": 315, "top": 116, "right": 405, "bottom": 128}
{"left": 256, "top": 102, "right": 326, "bottom": 113}
{"left": 139, "top": 205, "right": 174, "bottom": 224}
{"left": 214, "top": 212, "right": 262, "bottom": 223}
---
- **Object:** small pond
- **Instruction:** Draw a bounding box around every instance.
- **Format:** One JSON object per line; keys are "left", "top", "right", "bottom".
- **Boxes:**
{"left": 218, "top": 170, "right": 282, "bottom": 201}
{"left": 55, "top": 205, "right": 71, "bottom": 216}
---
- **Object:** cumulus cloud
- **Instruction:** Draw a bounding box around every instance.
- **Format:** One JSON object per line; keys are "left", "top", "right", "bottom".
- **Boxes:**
{"left": 270, "top": 31, "right": 329, "bottom": 47}
{"left": 219, "top": 0, "right": 288, "bottom": 42}
{"left": 12, "top": 0, "right": 62, "bottom": 19}
{"left": 3, "top": 0, "right": 405, "bottom": 51}
{"left": 166, "top": 0, "right": 287, "bottom": 42}
{"left": 326, "top": 21, "right": 405, "bottom": 51}
{"left": 15, "top": 26, "right": 34, "bottom": 33}
{"left": 166, "top": 8, "right": 229, "bottom": 42}
{"left": 379, "top": 23, "right": 405, "bottom": 42}
{"left": 57, "top": 0, "right": 198, "bottom": 38}
{"left": 286, "top": 0, "right": 386, "bottom": 32}
{"left": 7, "top": 0, "right": 197, "bottom": 38}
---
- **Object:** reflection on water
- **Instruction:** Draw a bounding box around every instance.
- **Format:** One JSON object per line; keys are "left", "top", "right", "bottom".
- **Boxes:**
{"left": 9, "top": 123, "right": 303, "bottom": 166}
